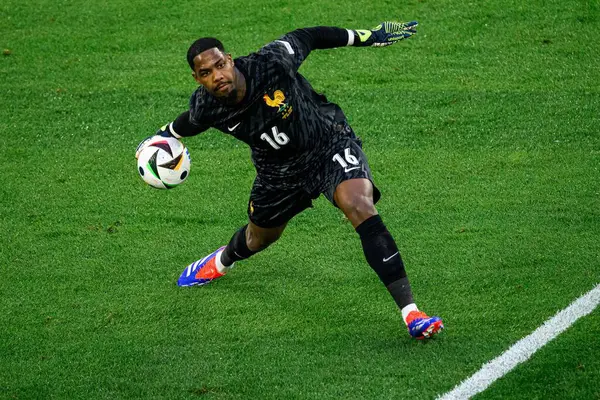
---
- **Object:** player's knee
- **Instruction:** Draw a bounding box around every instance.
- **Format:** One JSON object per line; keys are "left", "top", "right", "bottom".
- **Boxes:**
{"left": 340, "top": 194, "right": 376, "bottom": 221}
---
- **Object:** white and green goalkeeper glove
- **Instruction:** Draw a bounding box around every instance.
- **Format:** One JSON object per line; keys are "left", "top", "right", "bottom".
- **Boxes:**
{"left": 353, "top": 21, "right": 418, "bottom": 47}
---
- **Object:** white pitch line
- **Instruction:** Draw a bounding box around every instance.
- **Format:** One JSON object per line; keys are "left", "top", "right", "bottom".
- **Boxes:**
{"left": 438, "top": 283, "right": 600, "bottom": 400}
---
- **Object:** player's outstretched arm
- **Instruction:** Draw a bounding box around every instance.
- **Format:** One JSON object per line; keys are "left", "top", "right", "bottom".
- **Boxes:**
{"left": 272, "top": 22, "right": 417, "bottom": 72}
{"left": 351, "top": 21, "right": 418, "bottom": 47}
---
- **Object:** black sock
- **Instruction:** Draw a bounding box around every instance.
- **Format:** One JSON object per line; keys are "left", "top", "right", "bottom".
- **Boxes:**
{"left": 355, "top": 215, "right": 415, "bottom": 309}
{"left": 220, "top": 225, "right": 257, "bottom": 267}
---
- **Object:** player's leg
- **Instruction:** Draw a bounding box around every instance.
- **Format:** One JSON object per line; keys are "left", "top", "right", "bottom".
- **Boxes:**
{"left": 220, "top": 220, "right": 287, "bottom": 265}
{"left": 333, "top": 179, "right": 414, "bottom": 311}
{"left": 322, "top": 126, "right": 443, "bottom": 338}
{"left": 177, "top": 177, "right": 312, "bottom": 287}
{"left": 177, "top": 221, "right": 287, "bottom": 287}
{"left": 333, "top": 179, "right": 416, "bottom": 320}
{"left": 220, "top": 177, "right": 312, "bottom": 263}
{"left": 333, "top": 178, "right": 443, "bottom": 339}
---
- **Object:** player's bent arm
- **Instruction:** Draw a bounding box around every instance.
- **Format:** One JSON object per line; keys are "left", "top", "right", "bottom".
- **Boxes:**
{"left": 135, "top": 126, "right": 174, "bottom": 159}
{"left": 171, "top": 110, "right": 207, "bottom": 138}
{"left": 135, "top": 111, "right": 206, "bottom": 159}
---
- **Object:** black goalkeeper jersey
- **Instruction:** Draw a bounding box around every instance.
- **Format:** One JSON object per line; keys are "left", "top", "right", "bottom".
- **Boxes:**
{"left": 183, "top": 29, "right": 351, "bottom": 188}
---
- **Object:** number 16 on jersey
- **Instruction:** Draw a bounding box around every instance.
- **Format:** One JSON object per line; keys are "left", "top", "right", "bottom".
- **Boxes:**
{"left": 261, "top": 126, "right": 290, "bottom": 150}
{"left": 333, "top": 147, "right": 361, "bottom": 172}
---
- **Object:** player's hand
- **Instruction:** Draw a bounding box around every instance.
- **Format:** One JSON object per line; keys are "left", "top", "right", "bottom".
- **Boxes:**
{"left": 354, "top": 21, "right": 418, "bottom": 47}
{"left": 135, "top": 123, "right": 177, "bottom": 159}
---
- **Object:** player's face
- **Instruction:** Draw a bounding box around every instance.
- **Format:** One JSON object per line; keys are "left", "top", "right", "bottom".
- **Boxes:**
{"left": 192, "top": 48, "right": 236, "bottom": 99}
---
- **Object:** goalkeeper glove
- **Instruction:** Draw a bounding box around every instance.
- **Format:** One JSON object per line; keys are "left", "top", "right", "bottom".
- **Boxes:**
{"left": 353, "top": 21, "right": 418, "bottom": 47}
{"left": 135, "top": 123, "right": 178, "bottom": 159}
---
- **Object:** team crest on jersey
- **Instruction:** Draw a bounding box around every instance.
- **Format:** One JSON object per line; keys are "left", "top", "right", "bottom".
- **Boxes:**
{"left": 263, "top": 90, "right": 293, "bottom": 119}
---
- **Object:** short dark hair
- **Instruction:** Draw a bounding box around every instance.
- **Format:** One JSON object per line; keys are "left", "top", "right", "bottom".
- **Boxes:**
{"left": 187, "top": 37, "right": 225, "bottom": 70}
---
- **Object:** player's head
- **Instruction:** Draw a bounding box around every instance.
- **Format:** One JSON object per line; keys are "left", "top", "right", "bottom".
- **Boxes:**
{"left": 187, "top": 37, "right": 237, "bottom": 100}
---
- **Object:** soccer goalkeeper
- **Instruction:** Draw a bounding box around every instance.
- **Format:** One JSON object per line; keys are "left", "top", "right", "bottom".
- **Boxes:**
{"left": 137, "top": 22, "right": 444, "bottom": 339}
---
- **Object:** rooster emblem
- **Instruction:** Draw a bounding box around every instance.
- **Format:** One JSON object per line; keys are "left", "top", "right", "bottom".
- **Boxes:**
{"left": 263, "top": 90, "right": 293, "bottom": 119}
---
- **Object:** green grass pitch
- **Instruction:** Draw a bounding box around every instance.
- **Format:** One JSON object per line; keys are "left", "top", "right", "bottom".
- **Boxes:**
{"left": 1, "top": 0, "right": 599, "bottom": 398}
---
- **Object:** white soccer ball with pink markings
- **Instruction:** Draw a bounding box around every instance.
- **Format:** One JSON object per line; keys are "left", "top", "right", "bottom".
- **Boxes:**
{"left": 137, "top": 136, "right": 191, "bottom": 189}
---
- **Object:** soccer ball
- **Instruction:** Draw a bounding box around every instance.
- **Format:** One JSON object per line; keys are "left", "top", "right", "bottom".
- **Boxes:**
{"left": 137, "top": 136, "right": 191, "bottom": 189}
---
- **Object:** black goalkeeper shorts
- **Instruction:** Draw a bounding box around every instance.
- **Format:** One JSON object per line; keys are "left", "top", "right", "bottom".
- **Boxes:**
{"left": 247, "top": 123, "right": 381, "bottom": 228}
